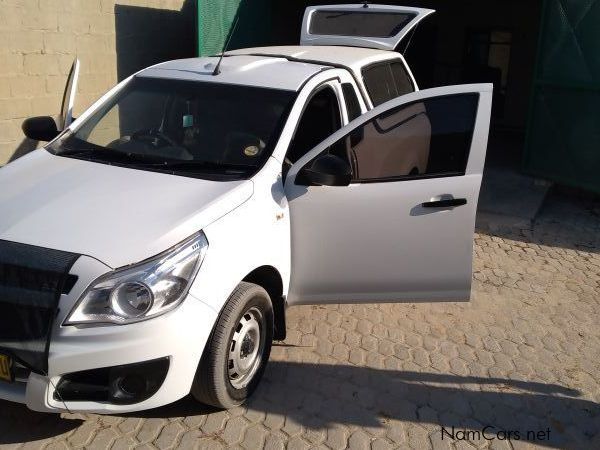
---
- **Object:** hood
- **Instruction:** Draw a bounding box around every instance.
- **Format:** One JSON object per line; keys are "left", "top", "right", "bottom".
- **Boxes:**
{"left": 0, "top": 150, "right": 253, "bottom": 268}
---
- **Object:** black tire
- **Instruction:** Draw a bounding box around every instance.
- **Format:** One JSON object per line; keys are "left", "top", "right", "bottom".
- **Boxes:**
{"left": 191, "top": 282, "right": 273, "bottom": 409}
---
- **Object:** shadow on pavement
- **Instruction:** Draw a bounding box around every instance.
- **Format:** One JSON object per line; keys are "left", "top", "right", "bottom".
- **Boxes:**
{"left": 135, "top": 363, "right": 598, "bottom": 449}
{"left": 474, "top": 127, "right": 599, "bottom": 254}
{"left": 0, "top": 400, "right": 82, "bottom": 443}
{"left": 1, "top": 363, "right": 598, "bottom": 448}
{"left": 476, "top": 188, "right": 600, "bottom": 253}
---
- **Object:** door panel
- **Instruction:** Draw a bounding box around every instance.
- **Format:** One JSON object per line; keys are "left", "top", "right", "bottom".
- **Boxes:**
{"left": 301, "top": 4, "right": 435, "bottom": 51}
{"left": 285, "top": 84, "right": 492, "bottom": 305}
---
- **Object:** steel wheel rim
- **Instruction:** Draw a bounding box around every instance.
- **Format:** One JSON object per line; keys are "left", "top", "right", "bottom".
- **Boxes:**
{"left": 228, "top": 306, "right": 265, "bottom": 389}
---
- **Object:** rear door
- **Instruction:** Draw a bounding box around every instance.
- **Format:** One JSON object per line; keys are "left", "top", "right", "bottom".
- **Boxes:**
{"left": 285, "top": 84, "right": 492, "bottom": 305}
{"left": 301, "top": 4, "right": 435, "bottom": 50}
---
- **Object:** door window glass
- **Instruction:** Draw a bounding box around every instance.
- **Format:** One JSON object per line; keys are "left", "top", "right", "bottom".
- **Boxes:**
{"left": 363, "top": 64, "right": 396, "bottom": 106}
{"left": 309, "top": 10, "right": 416, "bottom": 38}
{"left": 363, "top": 60, "right": 415, "bottom": 106}
{"left": 390, "top": 61, "right": 415, "bottom": 96}
{"left": 342, "top": 83, "right": 362, "bottom": 122}
{"left": 317, "top": 94, "right": 479, "bottom": 181}
{"left": 285, "top": 86, "right": 342, "bottom": 165}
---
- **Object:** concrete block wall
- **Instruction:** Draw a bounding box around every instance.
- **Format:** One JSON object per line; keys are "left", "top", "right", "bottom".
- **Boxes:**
{"left": 0, "top": 0, "right": 195, "bottom": 165}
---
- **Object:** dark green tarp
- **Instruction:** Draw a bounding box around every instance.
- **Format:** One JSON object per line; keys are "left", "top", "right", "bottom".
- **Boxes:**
{"left": 197, "top": 0, "right": 271, "bottom": 56}
{"left": 524, "top": 0, "right": 600, "bottom": 193}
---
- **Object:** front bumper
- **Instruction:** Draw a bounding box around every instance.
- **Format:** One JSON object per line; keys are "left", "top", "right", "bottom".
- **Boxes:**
{"left": 0, "top": 292, "right": 217, "bottom": 414}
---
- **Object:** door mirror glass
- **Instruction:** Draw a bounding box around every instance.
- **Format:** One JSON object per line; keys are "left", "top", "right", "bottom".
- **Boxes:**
{"left": 298, "top": 154, "right": 351, "bottom": 186}
{"left": 22, "top": 116, "right": 59, "bottom": 142}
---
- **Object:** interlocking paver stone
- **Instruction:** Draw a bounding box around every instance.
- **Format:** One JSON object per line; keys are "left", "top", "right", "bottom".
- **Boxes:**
{"left": 262, "top": 432, "right": 285, "bottom": 450}
{"left": 1, "top": 191, "right": 600, "bottom": 449}
{"left": 240, "top": 424, "right": 267, "bottom": 449}
{"left": 87, "top": 428, "right": 118, "bottom": 449}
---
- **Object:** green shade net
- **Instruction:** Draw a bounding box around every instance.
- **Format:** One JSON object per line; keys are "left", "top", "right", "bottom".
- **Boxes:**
{"left": 197, "top": 0, "right": 271, "bottom": 56}
{"left": 524, "top": 0, "right": 600, "bottom": 193}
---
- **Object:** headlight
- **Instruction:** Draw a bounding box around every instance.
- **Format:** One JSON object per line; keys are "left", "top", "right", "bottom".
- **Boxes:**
{"left": 65, "top": 232, "right": 208, "bottom": 325}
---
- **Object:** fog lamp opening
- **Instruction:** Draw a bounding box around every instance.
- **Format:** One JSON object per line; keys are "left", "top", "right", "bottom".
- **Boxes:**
{"left": 54, "top": 357, "right": 169, "bottom": 405}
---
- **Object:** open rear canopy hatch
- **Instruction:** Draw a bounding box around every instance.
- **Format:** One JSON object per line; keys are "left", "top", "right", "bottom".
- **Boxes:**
{"left": 301, "top": 3, "right": 434, "bottom": 51}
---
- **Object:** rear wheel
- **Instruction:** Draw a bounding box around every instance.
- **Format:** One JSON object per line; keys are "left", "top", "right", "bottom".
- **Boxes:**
{"left": 191, "top": 282, "right": 273, "bottom": 409}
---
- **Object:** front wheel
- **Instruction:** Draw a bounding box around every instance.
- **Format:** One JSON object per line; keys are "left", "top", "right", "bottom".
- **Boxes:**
{"left": 191, "top": 282, "right": 273, "bottom": 409}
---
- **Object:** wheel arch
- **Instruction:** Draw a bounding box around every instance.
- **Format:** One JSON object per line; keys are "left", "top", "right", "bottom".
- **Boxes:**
{"left": 242, "top": 266, "right": 286, "bottom": 340}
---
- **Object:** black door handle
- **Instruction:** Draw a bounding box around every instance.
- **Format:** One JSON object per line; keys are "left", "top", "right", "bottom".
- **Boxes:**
{"left": 421, "top": 198, "right": 467, "bottom": 208}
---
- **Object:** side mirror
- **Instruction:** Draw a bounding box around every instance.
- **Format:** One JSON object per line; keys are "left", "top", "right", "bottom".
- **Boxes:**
{"left": 298, "top": 154, "right": 352, "bottom": 186}
{"left": 22, "top": 116, "right": 59, "bottom": 142}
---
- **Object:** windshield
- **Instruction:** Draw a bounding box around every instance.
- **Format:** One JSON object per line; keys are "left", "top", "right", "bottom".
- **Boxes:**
{"left": 48, "top": 77, "right": 295, "bottom": 180}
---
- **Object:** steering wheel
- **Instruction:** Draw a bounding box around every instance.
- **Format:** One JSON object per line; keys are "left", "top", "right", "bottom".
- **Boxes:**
{"left": 131, "top": 129, "right": 178, "bottom": 147}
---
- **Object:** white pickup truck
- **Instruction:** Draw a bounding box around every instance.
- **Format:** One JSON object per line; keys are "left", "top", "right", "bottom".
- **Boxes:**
{"left": 0, "top": 4, "right": 491, "bottom": 413}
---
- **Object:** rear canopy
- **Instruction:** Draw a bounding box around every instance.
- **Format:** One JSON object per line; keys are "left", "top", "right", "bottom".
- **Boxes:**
{"left": 300, "top": 4, "right": 435, "bottom": 51}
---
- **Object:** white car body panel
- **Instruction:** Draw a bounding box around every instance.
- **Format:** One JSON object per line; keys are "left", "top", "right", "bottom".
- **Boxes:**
{"left": 285, "top": 84, "right": 492, "bottom": 305}
{"left": 228, "top": 45, "right": 419, "bottom": 109}
{"left": 228, "top": 45, "right": 400, "bottom": 78}
{"left": 189, "top": 158, "right": 290, "bottom": 312}
{"left": 0, "top": 8, "right": 492, "bottom": 412}
{"left": 301, "top": 4, "right": 435, "bottom": 51}
{"left": 0, "top": 150, "right": 253, "bottom": 268}
{"left": 140, "top": 55, "right": 329, "bottom": 91}
{"left": 40, "top": 295, "right": 217, "bottom": 414}
{"left": 0, "top": 252, "right": 216, "bottom": 414}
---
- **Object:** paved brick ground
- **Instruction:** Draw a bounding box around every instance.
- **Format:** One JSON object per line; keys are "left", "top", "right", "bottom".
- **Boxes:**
{"left": 1, "top": 190, "right": 599, "bottom": 450}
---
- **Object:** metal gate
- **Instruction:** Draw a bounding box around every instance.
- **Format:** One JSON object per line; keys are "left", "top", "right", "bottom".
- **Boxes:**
{"left": 523, "top": 0, "right": 600, "bottom": 193}
{"left": 197, "top": 0, "right": 271, "bottom": 56}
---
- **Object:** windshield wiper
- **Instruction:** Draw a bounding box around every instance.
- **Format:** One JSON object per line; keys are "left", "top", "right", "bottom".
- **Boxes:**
{"left": 58, "top": 146, "right": 253, "bottom": 174}
{"left": 59, "top": 146, "right": 130, "bottom": 160}
{"left": 58, "top": 147, "right": 171, "bottom": 165}
{"left": 134, "top": 160, "right": 253, "bottom": 172}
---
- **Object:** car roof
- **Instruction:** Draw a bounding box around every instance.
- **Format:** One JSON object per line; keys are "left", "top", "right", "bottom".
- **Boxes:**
{"left": 137, "top": 54, "right": 331, "bottom": 91}
{"left": 228, "top": 45, "right": 399, "bottom": 74}
{"left": 137, "top": 46, "right": 401, "bottom": 92}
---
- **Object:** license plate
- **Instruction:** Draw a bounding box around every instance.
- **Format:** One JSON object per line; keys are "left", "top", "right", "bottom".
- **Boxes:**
{"left": 0, "top": 354, "right": 13, "bottom": 383}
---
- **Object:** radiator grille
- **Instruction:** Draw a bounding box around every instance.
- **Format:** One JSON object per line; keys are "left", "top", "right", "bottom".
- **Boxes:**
{"left": 0, "top": 240, "right": 79, "bottom": 374}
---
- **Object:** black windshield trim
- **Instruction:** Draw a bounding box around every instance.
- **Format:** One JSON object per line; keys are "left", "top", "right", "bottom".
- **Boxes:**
{"left": 49, "top": 151, "right": 252, "bottom": 182}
